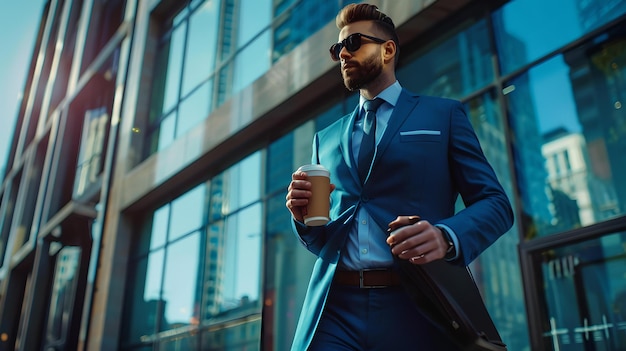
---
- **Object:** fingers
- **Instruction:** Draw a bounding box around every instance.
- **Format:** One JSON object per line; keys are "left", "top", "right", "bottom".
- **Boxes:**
{"left": 409, "top": 254, "right": 426, "bottom": 264}
{"left": 387, "top": 215, "right": 420, "bottom": 232}
{"left": 387, "top": 220, "right": 446, "bottom": 263}
{"left": 285, "top": 171, "right": 313, "bottom": 221}
{"left": 386, "top": 217, "right": 425, "bottom": 245}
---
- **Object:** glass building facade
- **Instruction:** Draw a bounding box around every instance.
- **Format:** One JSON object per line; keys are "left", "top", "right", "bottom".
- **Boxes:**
{"left": 0, "top": 0, "right": 625, "bottom": 350}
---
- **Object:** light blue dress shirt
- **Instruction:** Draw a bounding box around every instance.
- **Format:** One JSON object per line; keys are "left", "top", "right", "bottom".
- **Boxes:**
{"left": 340, "top": 81, "right": 460, "bottom": 270}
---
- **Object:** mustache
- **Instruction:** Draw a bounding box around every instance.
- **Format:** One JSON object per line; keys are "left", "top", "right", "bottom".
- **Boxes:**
{"left": 341, "top": 60, "right": 360, "bottom": 69}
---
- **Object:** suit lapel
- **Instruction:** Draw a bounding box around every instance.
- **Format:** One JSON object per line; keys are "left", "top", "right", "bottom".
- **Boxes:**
{"left": 340, "top": 90, "right": 420, "bottom": 184}
{"left": 375, "top": 89, "right": 420, "bottom": 165}
{"left": 341, "top": 105, "right": 361, "bottom": 184}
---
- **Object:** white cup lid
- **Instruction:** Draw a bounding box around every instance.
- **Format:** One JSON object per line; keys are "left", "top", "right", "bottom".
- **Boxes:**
{"left": 297, "top": 164, "right": 329, "bottom": 177}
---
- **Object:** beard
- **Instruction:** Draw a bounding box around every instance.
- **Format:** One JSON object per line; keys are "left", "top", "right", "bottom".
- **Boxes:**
{"left": 342, "top": 53, "right": 383, "bottom": 91}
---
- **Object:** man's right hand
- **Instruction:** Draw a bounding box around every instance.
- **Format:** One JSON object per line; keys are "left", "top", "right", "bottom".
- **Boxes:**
{"left": 286, "top": 171, "right": 312, "bottom": 223}
{"left": 286, "top": 170, "right": 335, "bottom": 223}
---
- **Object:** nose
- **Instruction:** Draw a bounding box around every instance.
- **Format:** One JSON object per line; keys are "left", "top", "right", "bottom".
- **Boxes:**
{"left": 339, "top": 45, "right": 351, "bottom": 60}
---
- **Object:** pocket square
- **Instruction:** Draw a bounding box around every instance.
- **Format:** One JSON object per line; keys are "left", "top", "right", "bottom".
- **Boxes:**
{"left": 400, "top": 130, "right": 441, "bottom": 136}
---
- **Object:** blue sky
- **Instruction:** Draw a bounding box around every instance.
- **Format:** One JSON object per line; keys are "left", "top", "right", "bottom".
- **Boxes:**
{"left": 0, "top": 1, "right": 44, "bottom": 176}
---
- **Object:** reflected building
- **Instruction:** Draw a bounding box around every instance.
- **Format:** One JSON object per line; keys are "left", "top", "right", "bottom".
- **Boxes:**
{"left": 542, "top": 128, "right": 618, "bottom": 228}
{"left": 576, "top": 0, "right": 626, "bottom": 32}
{"left": 205, "top": 176, "right": 226, "bottom": 318}
{"left": 564, "top": 30, "right": 625, "bottom": 216}
{"left": 492, "top": 10, "right": 554, "bottom": 239}
{"left": 272, "top": 0, "right": 344, "bottom": 62}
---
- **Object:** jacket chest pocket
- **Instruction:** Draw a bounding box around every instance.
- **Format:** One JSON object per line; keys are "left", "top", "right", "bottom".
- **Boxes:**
{"left": 399, "top": 130, "right": 441, "bottom": 143}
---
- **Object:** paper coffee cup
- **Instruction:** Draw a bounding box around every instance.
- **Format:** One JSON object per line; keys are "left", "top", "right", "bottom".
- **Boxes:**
{"left": 297, "top": 164, "right": 330, "bottom": 226}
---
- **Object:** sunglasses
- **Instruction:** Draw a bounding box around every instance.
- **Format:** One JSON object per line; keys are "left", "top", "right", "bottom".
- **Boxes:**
{"left": 329, "top": 33, "right": 388, "bottom": 61}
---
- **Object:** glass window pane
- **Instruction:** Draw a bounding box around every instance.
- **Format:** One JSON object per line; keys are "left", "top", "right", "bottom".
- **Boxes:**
{"left": 150, "top": 206, "right": 169, "bottom": 250}
{"left": 221, "top": 204, "right": 262, "bottom": 312}
{"left": 536, "top": 231, "right": 626, "bottom": 349}
{"left": 237, "top": 0, "right": 271, "bottom": 47}
{"left": 200, "top": 319, "right": 261, "bottom": 351}
{"left": 169, "top": 185, "right": 205, "bottom": 241}
{"left": 233, "top": 30, "right": 271, "bottom": 94}
{"left": 221, "top": 152, "right": 262, "bottom": 214}
{"left": 46, "top": 247, "right": 81, "bottom": 342}
{"left": 398, "top": 19, "right": 493, "bottom": 99}
{"left": 74, "top": 108, "right": 108, "bottom": 197}
{"left": 507, "top": 33, "right": 626, "bottom": 239}
{"left": 315, "top": 100, "right": 346, "bottom": 132}
{"left": 182, "top": 0, "right": 221, "bottom": 96}
{"left": 177, "top": 80, "right": 212, "bottom": 137}
{"left": 208, "top": 175, "right": 225, "bottom": 221}
{"left": 157, "top": 334, "right": 200, "bottom": 351}
{"left": 464, "top": 92, "right": 529, "bottom": 350}
{"left": 272, "top": 0, "right": 340, "bottom": 62}
{"left": 151, "top": 24, "right": 186, "bottom": 118}
{"left": 465, "top": 91, "right": 511, "bottom": 190}
{"left": 263, "top": 193, "right": 311, "bottom": 350}
{"left": 493, "top": 0, "right": 626, "bottom": 75}
{"left": 134, "top": 207, "right": 169, "bottom": 257}
{"left": 145, "top": 251, "right": 165, "bottom": 302}
{"left": 148, "top": 111, "right": 176, "bottom": 155}
{"left": 237, "top": 152, "right": 262, "bottom": 207}
{"left": 123, "top": 250, "right": 164, "bottom": 342}
{"left": 161, "top": 232, "right": 201, "bottom": 330}
{"left": 266, "top": 133, "right": 293, "bottom": 195}
{"left": 203, "top": 220, "right": 225, "bottom": 318}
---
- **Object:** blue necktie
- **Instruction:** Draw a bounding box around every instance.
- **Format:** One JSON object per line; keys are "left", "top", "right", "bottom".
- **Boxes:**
{"left": 358, "top": 98, "right": 384, "bottom": 182}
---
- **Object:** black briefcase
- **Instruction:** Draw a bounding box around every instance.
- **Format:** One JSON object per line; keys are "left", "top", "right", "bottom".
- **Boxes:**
{"left": 395, "top": 258, "right": 508, "bottom": 351}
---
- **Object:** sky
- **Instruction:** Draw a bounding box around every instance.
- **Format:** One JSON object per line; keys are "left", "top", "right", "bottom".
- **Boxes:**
{"left": 0, "top": 1, "right": 45, "bottom": 177}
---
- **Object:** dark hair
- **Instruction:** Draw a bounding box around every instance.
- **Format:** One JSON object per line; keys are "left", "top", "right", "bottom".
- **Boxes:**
{"left": 335, "top": 3, "right": 400, "bottom": 65}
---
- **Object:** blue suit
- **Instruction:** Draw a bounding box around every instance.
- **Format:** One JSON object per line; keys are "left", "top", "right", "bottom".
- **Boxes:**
{"left": 291, "top": 89, "right": 514, "bottom": 350}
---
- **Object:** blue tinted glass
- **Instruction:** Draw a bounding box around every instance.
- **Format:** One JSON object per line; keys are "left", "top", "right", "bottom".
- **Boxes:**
{"left": 149, "top": 110, "right": 176, "bottom": 155}
{"left": 272, "top": 0, "right": 341, "bottom": 62}
{"left": 315, "top": 100, "right": 345, "bottom": 132}
{"left": 507, "top": 40, "right": 626, "bottom": 238}
{"left": 537, "top": 231, "right": 626, "bottom": 349}
{"left": 150, "top": 206, "right": 169, "bottom": 250}
{"left": 123, "top": 250, "right": 164, "bottom": 341}
{"left": 237, "top": 152, "right": 262, "bottom": 206}
{"left": 160, "top": 25, "right": 185, "bottom": 115}
{"left": 161, "top": 232, "right": 201, "bottom": 330}
{"left": 177, "top": 80, "right": 212, "bottom": 137}
{"left": 208, "top": 174, "right": 225, "bottom": 221}
{"left": 222, "top": 204, "right": 262, "bottom": 309}
{"left": 267, "top": 133, "right": 293, "bottom": 195}
{"left": 398, "top": 19, "right": 493, "bottom": 99}
{"left": 182, "top": 0, "right": 221, "bottom": 96}
{"left": 238, "top": 0, "right": 271, "bottom": 47}
{"left": 221, "top": 152, "right": 261, "bottom": 213}
{"left": 493, "top": 0, "right": 626, "bottom": 75}
{"left": 169, "top": 185, "right": 205, "bottom": 241}
{"left": 465, "top": 92, "right": 529, "bottom": 350}
{"left": 233, "top": 30, "right": 271, "bottom": 94}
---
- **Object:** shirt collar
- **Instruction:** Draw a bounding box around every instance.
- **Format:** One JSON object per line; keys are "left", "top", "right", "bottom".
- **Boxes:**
{"left": 358, "top": 80, "right": 402, "bottom": 110}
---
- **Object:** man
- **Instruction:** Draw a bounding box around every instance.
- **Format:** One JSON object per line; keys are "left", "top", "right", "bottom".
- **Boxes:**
{"left": 285, "top": 3, "right": 513, "bottom": 350}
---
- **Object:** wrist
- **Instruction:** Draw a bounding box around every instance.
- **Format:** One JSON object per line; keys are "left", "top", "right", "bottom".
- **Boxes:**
{"left": 439, "top": 226, "right": 456, "bottom": 260}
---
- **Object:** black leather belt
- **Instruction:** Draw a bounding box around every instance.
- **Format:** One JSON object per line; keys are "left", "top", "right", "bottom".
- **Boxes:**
{"left": 333, "top": 268, "right": 401, "bottom": 288}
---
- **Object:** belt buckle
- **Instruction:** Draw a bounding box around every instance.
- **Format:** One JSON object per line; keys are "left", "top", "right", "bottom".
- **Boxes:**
{"left": 359, "top": 268, "right": 387, "bottom": 289}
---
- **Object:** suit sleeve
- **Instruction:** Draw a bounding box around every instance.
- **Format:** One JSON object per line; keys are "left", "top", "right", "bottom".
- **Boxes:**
{"left": 291, "top": 133, "right": 328, "bottom": 255}
{"left": 438, "top": 101, "right": 514, "bottom": 265}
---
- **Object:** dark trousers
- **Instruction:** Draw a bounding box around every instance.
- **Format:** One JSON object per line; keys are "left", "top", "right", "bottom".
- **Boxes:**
{"left": 308, "top": 283, "right": 460, "bottom": 351}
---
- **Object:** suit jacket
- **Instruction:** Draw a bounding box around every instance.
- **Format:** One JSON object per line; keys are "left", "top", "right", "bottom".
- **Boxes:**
{"left": 290, "top": 89, "right": 514, "bottom": 350}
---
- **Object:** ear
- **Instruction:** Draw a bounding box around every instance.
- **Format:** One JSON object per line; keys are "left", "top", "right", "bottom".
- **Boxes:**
{"left": 382, "top": 40, "right": 396, "bottom": 65}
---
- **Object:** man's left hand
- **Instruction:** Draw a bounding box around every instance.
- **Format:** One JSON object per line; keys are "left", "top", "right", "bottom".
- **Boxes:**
{"left": 386, "top": 215, "right": 450, "bottom": 264}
